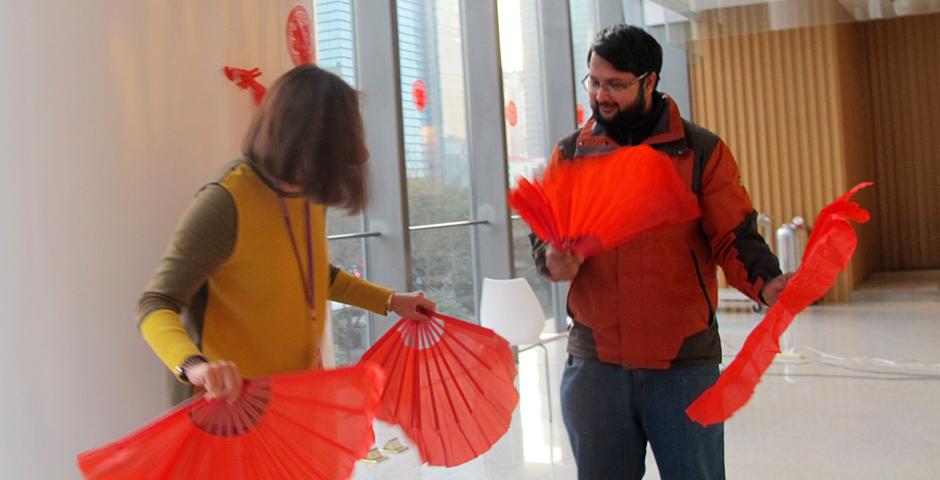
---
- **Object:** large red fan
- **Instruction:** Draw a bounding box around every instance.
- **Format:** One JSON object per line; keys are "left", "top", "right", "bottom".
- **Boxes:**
{"left": 359, "top": 312, "right": 518, "bottom": 467}
{"left": 77, "top": 364, "right": 386, "bottom": 479}
{"left": 686, "top": 182, "right": 873, "bottom": 427}
{"left": 510, "top": 145, "right": 700, "bottom": 258}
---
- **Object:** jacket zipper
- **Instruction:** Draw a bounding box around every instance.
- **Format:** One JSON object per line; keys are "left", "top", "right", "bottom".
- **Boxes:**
{"left": 690, "top": 250, "right": 715, "bottom": 323}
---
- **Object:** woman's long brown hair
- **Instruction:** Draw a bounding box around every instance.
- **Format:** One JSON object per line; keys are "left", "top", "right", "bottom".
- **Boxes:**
{"left": 242, "top": 65, "right": 369, "bottom": 213}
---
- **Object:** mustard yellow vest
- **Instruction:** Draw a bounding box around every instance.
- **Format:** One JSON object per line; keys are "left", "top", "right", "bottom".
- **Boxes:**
{"left": 204, "top": 162, "right": 329, "bottom": 377}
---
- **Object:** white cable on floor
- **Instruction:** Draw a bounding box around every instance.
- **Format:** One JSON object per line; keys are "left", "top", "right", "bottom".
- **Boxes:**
{"left": 719, "top": 338, "right": 940, "bottom": 380}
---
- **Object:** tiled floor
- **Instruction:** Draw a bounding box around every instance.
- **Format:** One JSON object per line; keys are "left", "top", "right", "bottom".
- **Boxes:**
{"left": 351, "top": 276, "right": 940, "bottom": 479}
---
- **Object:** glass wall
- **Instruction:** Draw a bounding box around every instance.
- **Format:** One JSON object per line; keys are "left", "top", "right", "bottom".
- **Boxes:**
{"left": 312, "top": 0, "right": 621, "bottom": 347}
{"left": 315, "top": 0, "right": 371, "bottom": 365}
{"left": 497, "top": 0, "right": 556, "bottom": 325}
{"left": 569, "top": 1, "right": 598, "bottom": 127}
{"left": 397, "top": 0, "right": 477, "bottom": 320}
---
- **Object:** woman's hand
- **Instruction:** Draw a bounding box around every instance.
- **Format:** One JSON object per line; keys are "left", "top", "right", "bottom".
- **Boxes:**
{"left": 186, "top": 359, "right": 242, "bottom": 403}
{"left": 389, "top": 291, "right": 437, "bottom": 322}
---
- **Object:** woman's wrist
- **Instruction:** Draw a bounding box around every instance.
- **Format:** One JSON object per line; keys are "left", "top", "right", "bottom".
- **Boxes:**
{"left": 386, "top": 291, "right": 395, "bottom": 314}
{"left": 176, "top": 354, "right": 208, "bottom": 383}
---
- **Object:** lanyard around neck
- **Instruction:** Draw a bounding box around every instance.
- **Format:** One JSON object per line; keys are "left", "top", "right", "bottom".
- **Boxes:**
{"left": 276, "top": 196, "right": 314, "bottom": 315}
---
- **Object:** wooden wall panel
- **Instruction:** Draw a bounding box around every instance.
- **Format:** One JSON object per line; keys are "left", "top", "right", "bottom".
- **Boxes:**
{"left": 688, "top": 6, "right": 890, "bottom": 301}
{"left": 866, "top": 14, "right": 940, "bottom": 270}
{"left": 836, "top": 22, "right": 880, "bottom": 288}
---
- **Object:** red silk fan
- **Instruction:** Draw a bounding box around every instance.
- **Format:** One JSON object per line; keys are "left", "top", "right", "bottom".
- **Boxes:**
{"left": 686, "top": 182, "right": 873, "bottom": 427}
{"left": 359, "top": 312, "right": 518, "bottom": 467}
{"left": 510, "top": 144, "right": 700, "bottom": 258}
{"left": 77, "top": 364, "right": 386, "bottom": 479}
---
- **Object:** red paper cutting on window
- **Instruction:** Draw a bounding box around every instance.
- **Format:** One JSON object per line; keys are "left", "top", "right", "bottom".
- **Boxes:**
{"left": 685, "top": 182, "right": 873, "bottom": 427}
{"left": 506, "top": 100, "right": 518, "bottom": 127}
{"left": 510, "top": 144, "right": 701, "bottom": 259}
{"left": 359, "top": 312, "right": 518, "bottom": 467}
{"left": 77, "top": 364, "right": 385, "bottom": 479}
{"left": 412, "top": 79, "right": 427, "bottom": 112}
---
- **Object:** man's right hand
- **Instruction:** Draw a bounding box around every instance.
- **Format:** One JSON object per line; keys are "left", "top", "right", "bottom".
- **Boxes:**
{"left": 186, "top": 359, "right": 242, "bottom": 404}
{"left": 546, "top": 246, "right": 583, "bottom": 282}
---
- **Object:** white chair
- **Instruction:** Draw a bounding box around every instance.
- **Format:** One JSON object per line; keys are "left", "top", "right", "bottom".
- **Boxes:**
{"left": 479, "top": 277, "right": 566, "bottom": 423}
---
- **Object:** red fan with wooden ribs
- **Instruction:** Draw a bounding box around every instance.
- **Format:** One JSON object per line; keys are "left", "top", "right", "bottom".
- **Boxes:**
{"left": 510, "top": 144, "right": 700, "bottom": 258}
{"left": 359, "top": 312, "right": 518, "bottom": 467}
{"left": 686, "top": 182, "right": 873, "bottom": 427}
{"left": 77, "top": 363, "right": 386, "bottom": 479}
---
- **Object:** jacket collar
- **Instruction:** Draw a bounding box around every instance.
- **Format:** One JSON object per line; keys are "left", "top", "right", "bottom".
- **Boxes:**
{"left": 578, "top": 93, "right": 688, "bottom": 157}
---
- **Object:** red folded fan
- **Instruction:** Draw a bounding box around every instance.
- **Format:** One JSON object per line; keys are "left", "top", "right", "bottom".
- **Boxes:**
{"left": 686, "top": 182, "right": 873, "bottom": 427}
{"left": 77, "top": 363, "right": 386, "bottom": 479}
{"left": 359, "top": 312, "right": 518, "bottom": 467}
{"left": 510, "top": 145, "right": 700, "bottom": 258}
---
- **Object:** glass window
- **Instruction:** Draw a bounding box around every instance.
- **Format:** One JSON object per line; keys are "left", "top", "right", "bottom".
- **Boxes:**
{"left": 315, "top": 0, "right": 357, "bottom": 86}
{"left": 569, "top": 0, "right": 598, "bottom": 127}
{"left": 326, "top": 238, "right": 370, "bottom": 365}
{"left": 497, "top": 0, "right": 556, "bottom": 328}
{"left": 315, "top": 0, "right": 370, "bottom": 365}
{"left": 396, "top": 0, "right": 476, "bottom": 320}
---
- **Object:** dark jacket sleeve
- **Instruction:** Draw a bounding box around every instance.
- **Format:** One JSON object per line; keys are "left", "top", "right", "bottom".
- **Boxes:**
{"left": 530, "top": 233, "right": 552, "bottom": 278}
{"left": 700, "top": 140, "right": 782, "bottom": 303}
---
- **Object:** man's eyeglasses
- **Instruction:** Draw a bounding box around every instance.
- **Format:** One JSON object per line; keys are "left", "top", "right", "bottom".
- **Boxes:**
{"left": 581, "top": 72, "right": 649, "bottom": 96}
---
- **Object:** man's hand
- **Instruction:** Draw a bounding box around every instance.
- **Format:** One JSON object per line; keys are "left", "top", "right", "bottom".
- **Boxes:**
{"left": 761, "top": 272, "right": 793, "bottom": 306}
{"left": 546, "top": 247, "right": 583, "bottom": 282}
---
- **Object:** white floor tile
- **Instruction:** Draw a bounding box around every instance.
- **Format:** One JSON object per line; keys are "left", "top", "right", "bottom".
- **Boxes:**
{"left": 352, "top": 299, "right": 940, "bottom": 479}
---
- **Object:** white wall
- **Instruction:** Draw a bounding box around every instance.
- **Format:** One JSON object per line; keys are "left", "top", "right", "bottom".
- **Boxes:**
{"left": 0, "top": 1, "right": 301, "bottom": 477}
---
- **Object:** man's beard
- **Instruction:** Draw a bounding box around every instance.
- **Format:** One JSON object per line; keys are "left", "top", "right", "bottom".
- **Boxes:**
{"left": 592, "top": 92, "right": 647, "bottom": 131}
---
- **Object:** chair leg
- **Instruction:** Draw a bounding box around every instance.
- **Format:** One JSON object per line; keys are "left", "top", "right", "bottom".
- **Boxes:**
{"left": 536, "top": 343, "right": 552, "bottom": 424}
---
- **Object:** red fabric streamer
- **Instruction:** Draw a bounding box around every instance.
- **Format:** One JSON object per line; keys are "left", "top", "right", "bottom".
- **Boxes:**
{"left": 686, "top": 182, "right": 873, "bottom": 427}
{"left": 77, "top": 364, "right": 385, "bottom": 479}
{"left": 509, "top": 145, "right": 700, "bottom": 258}
{"left": 223, "top": 66, "right": 267, "bottom": 104}
{"left": 359, "top": 312, "right": 518, "bottom": 467}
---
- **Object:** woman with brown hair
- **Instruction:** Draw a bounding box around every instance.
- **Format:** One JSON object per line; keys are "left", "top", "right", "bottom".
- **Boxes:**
{"left": 137, "top": 65, "right": 434, "bottom": 404}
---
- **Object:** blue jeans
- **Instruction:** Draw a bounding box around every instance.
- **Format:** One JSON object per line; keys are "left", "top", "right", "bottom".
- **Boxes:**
{"left": 561, "top": 356, "right": 725, "bottom": 479}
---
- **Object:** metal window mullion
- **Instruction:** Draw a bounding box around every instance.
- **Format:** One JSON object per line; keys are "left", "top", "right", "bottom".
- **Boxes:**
{"left": 538, "top": 0, "right": 578, "bottom": 332}
{"left": 461, "top": 0, "right": 513, "bottom": 323}
{"left": 354, "top": 0, "right": 411, "bottom": 339}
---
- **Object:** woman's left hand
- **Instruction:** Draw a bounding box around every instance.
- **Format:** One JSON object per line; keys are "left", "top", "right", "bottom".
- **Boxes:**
{"left": 389, "top": 291, "right": 436, "bottom": 322}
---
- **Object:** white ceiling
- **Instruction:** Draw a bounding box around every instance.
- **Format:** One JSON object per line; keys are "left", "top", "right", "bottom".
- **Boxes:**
{"left": 646, "top": 0, "right": 940, "bottom": 23}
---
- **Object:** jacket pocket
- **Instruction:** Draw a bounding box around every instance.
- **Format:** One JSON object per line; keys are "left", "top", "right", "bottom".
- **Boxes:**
{"left": 689, "top": 250, "right": 715, "bottom": 325}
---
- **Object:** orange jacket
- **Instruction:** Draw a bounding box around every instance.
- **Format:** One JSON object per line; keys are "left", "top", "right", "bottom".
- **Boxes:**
{"left": 534, "top": 95, "right": 780, "bottom": 369}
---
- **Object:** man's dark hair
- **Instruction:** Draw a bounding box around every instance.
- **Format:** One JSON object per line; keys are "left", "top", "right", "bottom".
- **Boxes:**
{"left": 587, "top": 24, "right": 662, "bottom": 89}
{"left": 242, "top": 64, "right": 369, "bottom": 213}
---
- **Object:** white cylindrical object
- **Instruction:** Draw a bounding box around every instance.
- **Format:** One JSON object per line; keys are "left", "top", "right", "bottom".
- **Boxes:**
{"left": 791, "top": 216, "right": 809, "bottom": 265}
{"left": 776, "top": 224, "right": 798, "bottom": 273}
